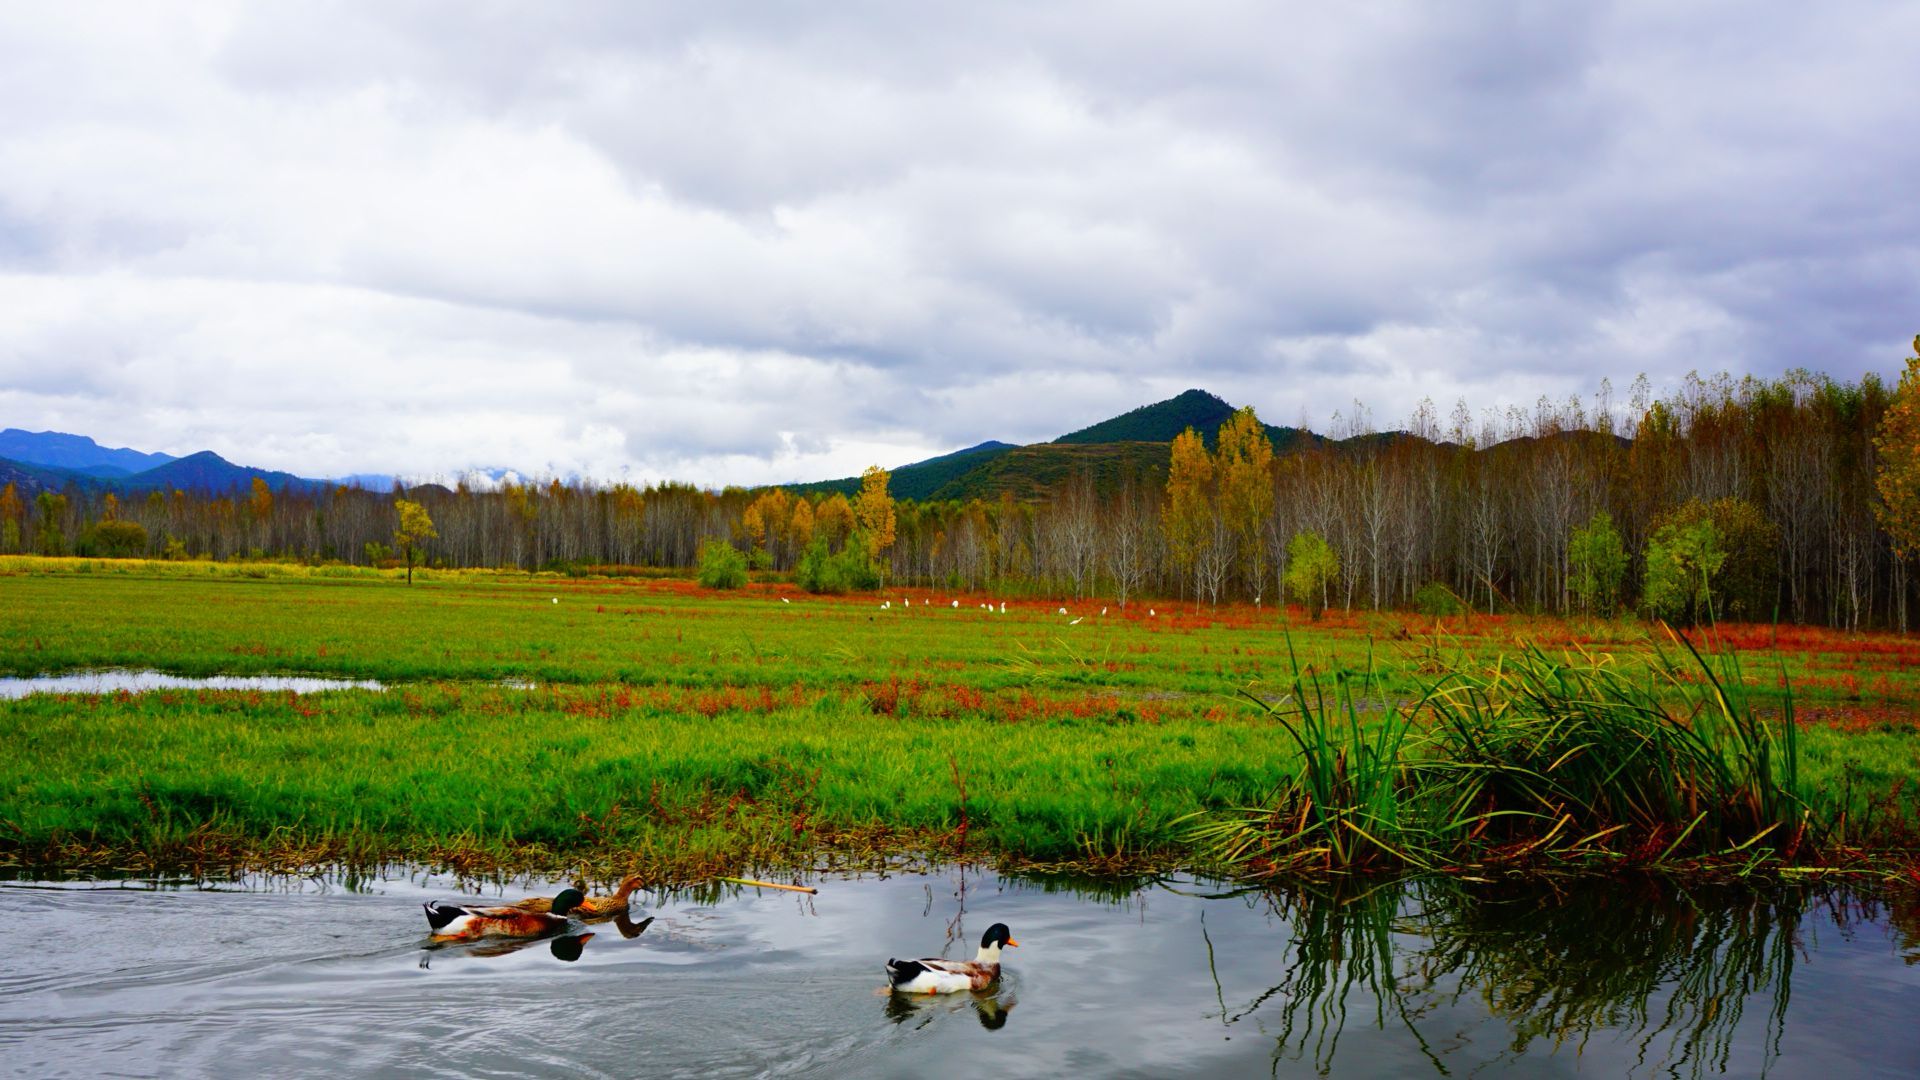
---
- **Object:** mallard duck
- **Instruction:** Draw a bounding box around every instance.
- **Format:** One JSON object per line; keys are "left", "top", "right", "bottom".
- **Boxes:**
{"left": 885, "top": 923, "right": 1018, "bottom": 994}
{"left": 423, "top": 887, "right": 585, "bottom": 941}
{"left": 511, "top": 875, "right": 644, "bottom": 919}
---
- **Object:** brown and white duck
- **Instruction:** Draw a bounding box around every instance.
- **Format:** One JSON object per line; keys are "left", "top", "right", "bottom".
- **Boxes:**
{"left": 423, "top": 888, "right": 585, "bottom": 942}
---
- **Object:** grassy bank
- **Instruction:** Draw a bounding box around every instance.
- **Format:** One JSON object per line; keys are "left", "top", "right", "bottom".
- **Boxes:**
{"left": 2, "top": 558, "right": 1917, "bottom": 880}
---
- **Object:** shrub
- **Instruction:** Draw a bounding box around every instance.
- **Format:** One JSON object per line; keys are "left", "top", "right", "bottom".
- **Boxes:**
{"left": 1643, "top": 497, "right": 1778, "bottom": 624}
{"left": 696, "top": 538, "right": 749, "bottom": 589}
{"left": 794, "top": 535, "right": 880, "bottom": 594}
{"left": 1412, "top": 581, "right": 1464, "bottom": 617}
{"left": 77, "top": 519, "right": 148, "bottom": 558}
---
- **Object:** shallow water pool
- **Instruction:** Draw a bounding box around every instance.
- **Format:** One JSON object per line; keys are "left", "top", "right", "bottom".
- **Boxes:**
{"left": 0, "top": 869, "right": 1914, "bottom": 1077}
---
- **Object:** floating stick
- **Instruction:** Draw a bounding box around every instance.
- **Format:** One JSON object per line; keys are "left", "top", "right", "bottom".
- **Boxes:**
{"left": 716, "top": 876, "right": 818, "bottom": 894}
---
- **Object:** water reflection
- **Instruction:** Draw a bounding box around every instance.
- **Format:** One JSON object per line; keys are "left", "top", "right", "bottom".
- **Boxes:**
{"left": 882, "top": 986, "right": 1017, "bottom": 1031}
{"left": 417, "top": 912, "right": 651, "bottom": 966}
{"left": 0, "top": 669, "right": 384, "bottom": 698}
{"left": 1, "top": 867, "right": 1913, "bottom": 1077}
{"left": 1196, "top": 876, "right": 1880, "bottom": 1078}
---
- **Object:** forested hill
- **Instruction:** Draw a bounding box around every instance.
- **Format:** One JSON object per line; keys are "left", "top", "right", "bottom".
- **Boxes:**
{"left": 790, "top": 440, "right": 1020, "bottom": 500}
{"left": 1053, "top": 388, "right": 1319, "bottom": 452}
{"left": 792, "top": 389, "right": 1326, "bottom": 501}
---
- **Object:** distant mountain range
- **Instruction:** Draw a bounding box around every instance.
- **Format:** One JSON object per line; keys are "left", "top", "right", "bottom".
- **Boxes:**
{"left": 1, "top": 389, "right": 1394, "bottom": 503}
{"left": 0, "top": 429, "right": 371, "bottom": 497}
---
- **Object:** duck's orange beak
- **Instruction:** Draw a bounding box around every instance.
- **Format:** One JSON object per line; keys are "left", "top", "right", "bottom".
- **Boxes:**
{"left": 1006, "top": 938, "right": 1019, "bottom": 947}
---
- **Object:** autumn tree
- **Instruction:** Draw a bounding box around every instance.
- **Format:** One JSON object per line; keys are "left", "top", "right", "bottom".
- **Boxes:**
{"left": 815, "top": 493, "right": 856, "bottom": 551}
{"left": 1217, "top": 405, "right": 1275, "bottom": 600}
{"left": 1162, "top": 427, "right": 1214, "bottom": 604}
{"left": 0, "top": 483, "right": 21, "bottom": 553}
{"left": 788, "top": 497, "right": 815, "bottom": 552}
{"left": 854, "top": 466, "right": 897, "bottom": 570}
{"left": 393, "top": 498, "right": 437, "bottom": 585}
{"left": 1874, "top": 335, "right": 1920, "bottom": 560}
{"left": 1283, "top": 531, "right": 1339, "bottom": 618}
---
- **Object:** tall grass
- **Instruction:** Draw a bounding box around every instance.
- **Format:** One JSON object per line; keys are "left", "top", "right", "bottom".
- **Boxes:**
{"left": 1189, "top": 628, "right": 1831, "bottom": 876}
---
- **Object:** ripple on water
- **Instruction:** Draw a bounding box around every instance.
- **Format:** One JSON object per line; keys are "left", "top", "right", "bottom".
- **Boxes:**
{"left": 1, "top": 870, "right": 1918, "bottom": 1078}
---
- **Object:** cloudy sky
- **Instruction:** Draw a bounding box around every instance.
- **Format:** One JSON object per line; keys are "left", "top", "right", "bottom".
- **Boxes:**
{"left": 2, "top": 3, "right": 1916, "bottom": 486}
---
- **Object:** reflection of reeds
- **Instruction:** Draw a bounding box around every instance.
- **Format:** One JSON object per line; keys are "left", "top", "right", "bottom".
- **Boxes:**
{"left": 1219, "top": 876, "right": 1825, "bottom": 1078}
{"left": 1188, "top": 628, "right": 1825, "bottom": 875}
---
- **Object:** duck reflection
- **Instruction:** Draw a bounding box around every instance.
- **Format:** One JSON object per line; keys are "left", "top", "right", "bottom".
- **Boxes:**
{"left": 882, "top": 985, "right": 1017, "bottom": 1031}
{"left": 418, "top": 910, "right": 653, "bottom": 968}
{"left": 420, "top": 929, "right": 597, "bottom": 967}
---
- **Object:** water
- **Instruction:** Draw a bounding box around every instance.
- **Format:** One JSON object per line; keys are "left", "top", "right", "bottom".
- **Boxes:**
{"left": 0, "top": 670, "right": 385, "bottom": 698}
{"left": 0, "top": 870, "right": 1915, "bottom": 1078}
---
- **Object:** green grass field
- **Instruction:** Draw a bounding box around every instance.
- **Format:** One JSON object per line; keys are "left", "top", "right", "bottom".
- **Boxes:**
{"left": 3, "top": 556, "right": 1917, "bottom": 880}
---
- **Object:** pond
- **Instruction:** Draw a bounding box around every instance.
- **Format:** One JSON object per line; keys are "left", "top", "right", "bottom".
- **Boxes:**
{"left": 0, "top": 869, "right": 1914, "bottom": 1077}
{"left": 0, "top": 670, "right": 385, "bottom": 699}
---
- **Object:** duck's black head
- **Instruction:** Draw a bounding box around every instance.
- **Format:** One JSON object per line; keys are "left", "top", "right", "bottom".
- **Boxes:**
{"left": 550, "top": 887, "right": 587, "bottom": 917}
{"left": 980, "top": 922, "right": 1018, "bottom": 949}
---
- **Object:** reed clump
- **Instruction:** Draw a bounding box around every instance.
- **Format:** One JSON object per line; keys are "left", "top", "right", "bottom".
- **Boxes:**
{"left": 1188, "top": 629, "right": 1835, "bottom": 877}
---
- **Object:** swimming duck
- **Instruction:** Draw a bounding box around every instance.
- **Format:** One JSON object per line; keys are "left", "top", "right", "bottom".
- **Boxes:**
{"left": 511, "top": 876, "right": 644, "bottom": 919}
{"left": 423, "top": 887, "right": 585, "bottom": 941}
{"left": 885, "top": 923, "right": 1018, "bottom": 994}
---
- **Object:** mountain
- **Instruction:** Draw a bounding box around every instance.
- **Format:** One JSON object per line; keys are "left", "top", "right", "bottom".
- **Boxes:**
{"left": 1054, "top": 389, "right": 1236, "bottom": 445}
{"left": 131, "top": 451, "right": 322, "bottom": 495}
{"left": 791, "top": 440, "right": 1018, "bottom": 500}
{"left": 1055, "top": 389, "right": 1320, "bottom": 453}
{"left": 784, "top": 390, "right": 1333, "bottom": 502}
{"left": 0, "top": 456, "right": 103, "bottom": 495}
{"left": 0, "top": 429, "right": 176, "bottom": 474}
{"left": 923, "top": 441, "right": 1173, "bottom": 501}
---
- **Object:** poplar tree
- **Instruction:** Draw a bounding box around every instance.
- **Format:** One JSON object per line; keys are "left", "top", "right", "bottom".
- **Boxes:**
{"left": 393, "top": 498, "right": 437, "bottom": 585}
{"left": 1874, "top": 335, "right": 1920, "bottom": 560}
{"left": 1162, "top": 427, "right": 1214, "bottom": 603}
{"left": 1217, "top": 406, "right": 1275, "bottom": 600}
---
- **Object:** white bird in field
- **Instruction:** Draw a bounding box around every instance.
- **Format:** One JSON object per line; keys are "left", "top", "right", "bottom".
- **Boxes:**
{"left": 1069, "top": 617, "right": 1082, "bottom": 625}
{"left": 781, "top": 597, "right": 790, "bottom": 604}
{"left": 551, "top": 597, "right": 558, "bottom": 604}
{"left": 952, "top": 599, "right": 959, "bottom": 608}
{"left": 1149, "top": 608, "right": 1156, "bottom": 616}
{"left": 1101, "top": 607, "right": 1108, "bottom": 616}
{"left": 904, "top": 599, "right": 910, "bottom": 607}
{"left": 1057, "top": 607, "right": 1067, "bottom": 615}
{"left": 999, "top": 602, "right": 1005, "bottom": 613}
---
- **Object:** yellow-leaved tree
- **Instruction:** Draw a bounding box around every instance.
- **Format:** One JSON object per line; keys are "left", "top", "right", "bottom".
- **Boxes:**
{"left": 854, "top": 465, "right": 896, "bottom": 571}
{"left": 815, "top": 493, "right": 855, "bottom": 550}
{"left": 1874, "top": 334, "right": 1920, "bottom": 560}
{"left": 1162, "top": 427, "right": 1214, "bottom": 602}
{"left": 1216, "top": 405, "right": 1275, "bottom": 601}
{"left": 393, "top": 498, "right": 437, "bottom": 586}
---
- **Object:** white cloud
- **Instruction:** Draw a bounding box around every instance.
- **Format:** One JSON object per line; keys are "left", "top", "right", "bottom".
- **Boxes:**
{"left": 1, "top": 2, "right": 1916, "bottom": 485}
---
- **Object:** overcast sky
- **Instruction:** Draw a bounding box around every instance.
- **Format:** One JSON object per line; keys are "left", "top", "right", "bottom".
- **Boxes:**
{"left": 2, "top": 3, "right": 1916, "bottom": 486}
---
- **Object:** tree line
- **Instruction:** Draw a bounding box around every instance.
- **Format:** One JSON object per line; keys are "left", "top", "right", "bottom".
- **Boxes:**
{"left": 5, "top": 360, "right": 1919, "bottom": 630}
